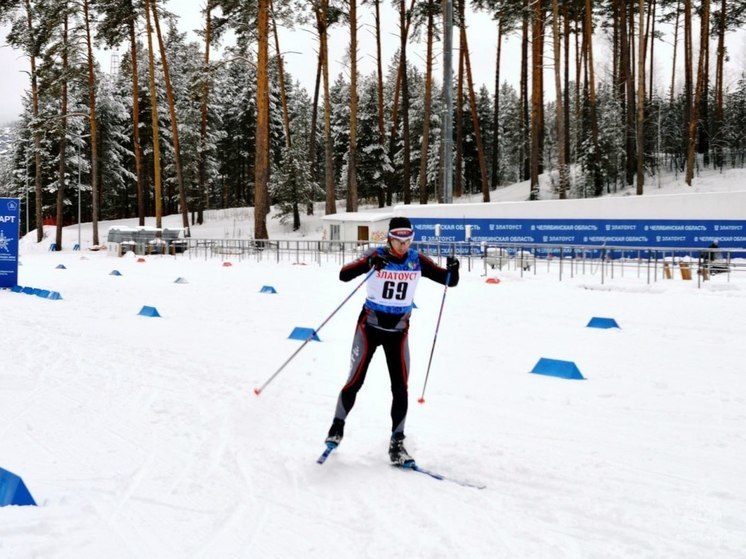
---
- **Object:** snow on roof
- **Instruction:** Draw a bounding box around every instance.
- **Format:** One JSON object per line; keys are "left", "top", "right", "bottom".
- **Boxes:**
{"left": 320, "top": 212, "right": 394, "bottom": 223}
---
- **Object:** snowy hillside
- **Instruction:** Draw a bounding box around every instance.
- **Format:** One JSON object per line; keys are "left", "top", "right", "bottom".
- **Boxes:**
{"left": 16, "top": 166, "right": 744, "bottom": 251}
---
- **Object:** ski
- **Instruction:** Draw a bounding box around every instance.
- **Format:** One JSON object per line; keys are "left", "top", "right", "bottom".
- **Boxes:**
{"left": 316, "top": 443, "right": 337, "bottom": 464}
{"left": 395, "top": 463, "right": 486, "bottom": 490}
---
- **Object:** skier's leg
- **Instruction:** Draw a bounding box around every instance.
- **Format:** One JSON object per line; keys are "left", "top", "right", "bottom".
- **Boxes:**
{"left": 332, "top": 321, "right": 380, "bottom": 423}
{"left": 383, "top": 329, "right": 410, "bottom": 436}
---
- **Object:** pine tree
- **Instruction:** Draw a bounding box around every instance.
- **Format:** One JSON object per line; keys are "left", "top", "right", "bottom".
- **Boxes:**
{"left": 356, "top": 73, "right": 391, "bottom": 203}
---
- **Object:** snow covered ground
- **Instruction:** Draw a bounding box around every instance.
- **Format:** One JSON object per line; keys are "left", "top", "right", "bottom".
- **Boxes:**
{"left": 2, "top": 171, "right": 746, "bottom": 558}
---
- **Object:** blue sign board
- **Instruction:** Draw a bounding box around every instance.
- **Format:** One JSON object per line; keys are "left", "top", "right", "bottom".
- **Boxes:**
{"left": 410, "top": 217, "right": 746, "bottom": 257}
{"left": 0, "top": 198, "right": 20, "bottom": 288}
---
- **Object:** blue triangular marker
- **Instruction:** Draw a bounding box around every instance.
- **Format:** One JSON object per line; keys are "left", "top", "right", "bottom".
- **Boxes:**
{"left": 47, "top": 291, "right": 62, "bottom": 300}
{"left": 0, "top": 467, "right": 37, "bottom": 507}
{"left": 138, "top": 305, "right": 161, "bottom": 318}
{"left": 174, "top": 277, "right": 189, "bottom": 284}
{"left": 260, "top": 285, "right": 277, "bottom": 294}
{"left": 530, "top": 358, "right": 585, "bottom": 380}
{"left": 56, "top": 264, "right": 66, "bottom": 269}
{"left": 22, "top": 286, "right": 35, "bottom": 295}
{"left": 35, "top": 289, "right": 50, "bottom": 299}
{"left": 587, "top": 317, "right": 620, "bottom": 329}
{"left": 110, "top": 270, "right": 122, "bottom": 276}
{"left": 11, "top": 285, "right": 23, "bottom": 293}
{"left": 289, "top": 327, "right": 320, "bottom": 341}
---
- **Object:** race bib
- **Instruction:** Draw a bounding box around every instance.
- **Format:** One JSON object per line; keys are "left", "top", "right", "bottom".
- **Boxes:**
{"left": 366, "top": 269, "right": 421, "bottom": 312}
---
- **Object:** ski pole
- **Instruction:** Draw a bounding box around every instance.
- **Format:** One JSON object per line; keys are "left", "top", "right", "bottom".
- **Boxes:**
{"left": 253, "top": 268, "right": 375, "bottom": 396}
{"left": 417, "top": 270, "right": 451, "bottom": 404}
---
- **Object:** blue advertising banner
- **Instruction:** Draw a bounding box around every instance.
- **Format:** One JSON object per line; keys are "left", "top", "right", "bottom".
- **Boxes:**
{"left": 0, "top": 198, "right": 20, "bottom": 288}
{"left": 410, "top": 217, "right": 746, "bottom": 256}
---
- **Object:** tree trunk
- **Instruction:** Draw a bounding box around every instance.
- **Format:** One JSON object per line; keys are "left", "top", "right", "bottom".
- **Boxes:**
{"left": 317, "top": 0, "right": 336, "bottom": 215}
{"left": 520, "top": 0, "right": 530, "bottom": 182}
{"left": 255, "top": 0, "right": 270, "bottom": 237}
{"left": 636, "top": 0, "right": 647, "bottom": 195}
{"left": 584, "top": 0, "right": 601, "bottom": 196}
{"left": 23, "top": 0, "right": 43, "bottom": 243}
{"left": 490, "top": 20, "right": 502, "bottom": 189}
{"left": 129, "top": 17, "right": 145, "bottom": 225}
{"left": 647, "top": 0, "right": 656, "bottom": 101}
{"left": 151, "top": 1, "right": 190, "bottom": 235}
{"left": 670, "top": 0, "right": 680, "bottom": 103}
{"left": 685, "top": 0, "right": 710, "bottom": 185}
{"left": 562, "top": 4, "right": 571, "bottom": 179}
{"left": 55, "top": 13, "right": 69, "bottom": 252}
{"left": 461, "top": 23, "right": 490, "bottom": 202}
{"left": 417, "top": 2, "right": 434, "bottom": 205}
{"left": 144, "top": 0, "right": 163, "bottom": 228}
{"left": 713, "top": 0, "right": 726, "bottom": 169}
{"left": 308, "top": 48, "right": 321, "bottom": 215}
{"left": 551, "top": 0, "right": 568, "bottom": 199}
{"left": 699, "top": 31, "right": 710, "bottom": 166}
{"left": 387, "top": 0, "right": 416, "bottom": 157}
{"left": 270, "top": 0, "right": 299, "bottom": 227}
{"left": 574, "top": 10, "right": 582, "bottom": 180}
{"left": 400, "top": 0, "right": 411, "bottom": 204}
{"left": 619, "top": 0, "right": 636, "bottom": 187}
{"left": 82, "top": 0, "right": 101, "bottom": 245}
{"left": 271, "top": 0, "right": 292, "bottom": 152}
{"left": 455, "top": 21, "right": 464, "bottom": 198}
{"left": 683, "top": 0, "right": 693, "bottom": 166}
{"left": 374, "top": 0, "right": 386, "bottom": 207}
{"left": 529, "top": 0, "right": 542, "bottom": 200}
{"left": 536, "top": 6, "right": 545, "bottom": 177}
{"left": 198, "top": 0, "right": 213, "bottom": 226}
{"left": 347, "top": 0, "right": 358, "bottom": 212}
{"left": 385, "top": 0, "right": 415, "bottom": 207}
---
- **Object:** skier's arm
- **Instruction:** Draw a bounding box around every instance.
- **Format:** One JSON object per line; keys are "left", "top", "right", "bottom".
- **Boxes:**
{"left": 420, "top": 253, "right": 460, "bottom": 286}
{"left": 340, "top": 248, "right": 380, "bottom": 281}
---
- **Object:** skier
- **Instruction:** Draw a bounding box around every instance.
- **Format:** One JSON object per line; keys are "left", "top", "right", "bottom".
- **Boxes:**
{"left": 324, "top": 216, "right": 460, "bottom": 465}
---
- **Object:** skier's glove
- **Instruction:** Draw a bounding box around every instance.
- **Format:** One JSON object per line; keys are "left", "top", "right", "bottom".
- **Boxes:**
{"left": 368, "top": 253, "right": 388, "bottom": 270}
{"left": 446, "top": 256, "right": 460, "bottom": 272}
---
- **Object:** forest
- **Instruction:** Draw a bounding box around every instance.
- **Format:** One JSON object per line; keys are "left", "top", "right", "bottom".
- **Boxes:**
{"left": 1, "top": 0, "right": 746, "bottom": 250}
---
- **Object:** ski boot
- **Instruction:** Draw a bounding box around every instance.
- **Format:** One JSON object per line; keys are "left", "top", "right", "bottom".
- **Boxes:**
{"left": 389, "top": 433, "right": 415, "bottom": 466}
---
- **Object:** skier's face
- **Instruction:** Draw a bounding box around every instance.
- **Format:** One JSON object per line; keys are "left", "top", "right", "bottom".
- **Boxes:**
{"left": 388, "top": 234, "right": 413, "bottom": 257}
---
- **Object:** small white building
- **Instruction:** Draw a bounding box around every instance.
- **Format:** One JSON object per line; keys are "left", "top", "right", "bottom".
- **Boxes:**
{"left": 320, "top": 212, "right": 394, "bottom": 244}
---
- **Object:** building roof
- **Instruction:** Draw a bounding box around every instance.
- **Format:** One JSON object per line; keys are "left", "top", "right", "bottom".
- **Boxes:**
{"left": 320, "top": 212, "right": 394, "bottom": 224}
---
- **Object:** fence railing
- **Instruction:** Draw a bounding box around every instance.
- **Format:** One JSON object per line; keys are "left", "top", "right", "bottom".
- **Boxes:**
{"left": 125, "top": 237, "right": 742, "bottom": 287}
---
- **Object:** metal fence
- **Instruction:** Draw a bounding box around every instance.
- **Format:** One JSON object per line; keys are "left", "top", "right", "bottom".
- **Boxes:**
{"left": 150, "top": 238, "right": 743, "bottom": 287}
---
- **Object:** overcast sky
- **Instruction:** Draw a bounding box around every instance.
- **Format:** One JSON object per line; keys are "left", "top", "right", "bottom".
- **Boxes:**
{"left": 2, "top": 2, "right": 745, "bottom": 125}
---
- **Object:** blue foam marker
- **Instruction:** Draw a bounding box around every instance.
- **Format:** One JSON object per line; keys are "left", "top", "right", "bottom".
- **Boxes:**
{"left": 288, "top": 327, "right": 320, "bottom": 341}
{"left": 0, "top": 467, "right": 37, "bottom": 507}
{"left": 587, "top": 317, "right": 620, "bottom": 329}
{"left": 530, "top": 358, "right": 585, "bottom": 380}
{"left": 138, "top": 305, "right": 161, "bottom": 318}
{"left": 260, "top": 285, "right": 277, "bottom": 294}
